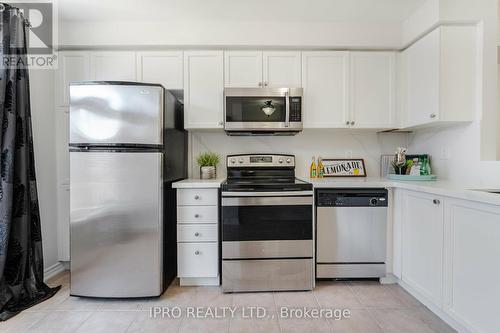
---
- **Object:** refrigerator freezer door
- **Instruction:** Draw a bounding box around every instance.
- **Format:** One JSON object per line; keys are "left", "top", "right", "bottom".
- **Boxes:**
{"left": 70, "top": 152, "right": 163, "bottom": 297}
{"left": 69, "top": 83, "right": 163, "bottom": 145}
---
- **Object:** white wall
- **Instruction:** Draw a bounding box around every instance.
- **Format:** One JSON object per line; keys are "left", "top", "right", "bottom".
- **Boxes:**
{"left": 189, "top": 130, "right": 408, "bottom": 179}
{"left": 59, "top": 20, "right": 403, "bottom": 49}
{"left": 29, "top": 69, "right": 59, "bottom": 270}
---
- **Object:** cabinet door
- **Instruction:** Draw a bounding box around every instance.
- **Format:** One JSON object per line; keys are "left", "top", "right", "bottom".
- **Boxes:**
{"left": 302, "top": 52, "right": 349, "bottom": 128}
{"left": 350, "top": 52, "right": 395, "bottom": 128}
{"left": 224, "top": 51, "right": 263, "bottom": 87}
{"left": 406, "top": 29, "right": 440, "bottom": 126}
{"left": 58, "top": 51, "right": 90, "bottom": 106}
{"left": 263, "top": 51, "right": 301, "bottom": 88}
{"left": 90, "top": 51, "right": 137, "bottom": 81}
{"left": 443, "top": 199, "right": 500, "bottom": 333}
{"left": 137, "top": 51, "right": 183, "bottom": 89}
{"left": 402, "top": 190, "right": 443, "bottom": 305}
{"left": 183, "top": 51, "right": 224, "bottom": 129}
{"left": 392, "top": 188, "right": 403, "bottom": 279}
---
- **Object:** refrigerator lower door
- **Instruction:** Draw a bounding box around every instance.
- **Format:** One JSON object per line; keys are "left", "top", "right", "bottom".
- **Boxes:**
{"left": 70, "top": 151, "right": 163, "bottom": 297}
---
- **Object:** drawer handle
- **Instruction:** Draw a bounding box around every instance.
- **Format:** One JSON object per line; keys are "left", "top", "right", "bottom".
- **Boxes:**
{"left": 194, "top": 250, "right": 200, "bottom": 255}
{"left": 430, "top": 113, "right": 437, "bottom": 119}
{"left": 433, "top": 199, "right": 441, "bottom": 205}
{"left": 194, "top": 214, "right": 200, "bottom": 218}
{"left": 194, "top": 232, "right": 200, "bottom": 237}
{"left": 194, "top": 195, "right": 200, "bottom": 200}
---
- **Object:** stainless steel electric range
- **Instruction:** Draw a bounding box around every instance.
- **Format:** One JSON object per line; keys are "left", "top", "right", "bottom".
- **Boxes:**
{"left": 221, "top": 154, "right": 313, "bottom": 293}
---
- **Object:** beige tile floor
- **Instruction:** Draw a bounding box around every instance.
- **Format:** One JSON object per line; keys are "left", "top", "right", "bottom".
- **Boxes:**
{"left": 1, "top": 271, "right": 456, "bottom": 333}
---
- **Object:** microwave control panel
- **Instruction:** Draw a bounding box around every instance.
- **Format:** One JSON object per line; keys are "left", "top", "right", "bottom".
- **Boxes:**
{"left": 290, "top": 97, "right": 302, "bottom": 122}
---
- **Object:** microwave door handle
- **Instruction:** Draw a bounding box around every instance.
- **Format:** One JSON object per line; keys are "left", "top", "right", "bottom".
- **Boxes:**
{"left": 285, "top": 89, "right": 290, "bottom": 128}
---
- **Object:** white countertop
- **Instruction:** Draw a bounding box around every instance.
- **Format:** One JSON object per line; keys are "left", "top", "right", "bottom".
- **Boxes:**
{"left": 172, "top": 178, "right": 225, "bottom": 188}
{"left": 310, "top": 177, "right": 500, "bottom": 206}
{"left": 173, "top": 177, "right": 500, "bottom": 206}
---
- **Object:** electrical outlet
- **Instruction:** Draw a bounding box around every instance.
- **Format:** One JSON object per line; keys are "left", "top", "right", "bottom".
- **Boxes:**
{"left": 440, "top": 148, "right": 450, "bottom": 160}
{"left": 345, "top": 150, "right": 353, "bottom": 158}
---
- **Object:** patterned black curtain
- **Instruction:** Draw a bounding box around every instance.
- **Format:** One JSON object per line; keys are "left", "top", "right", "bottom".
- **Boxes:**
{"left": 0, "top": 3, "right": 60, "bottom": 320}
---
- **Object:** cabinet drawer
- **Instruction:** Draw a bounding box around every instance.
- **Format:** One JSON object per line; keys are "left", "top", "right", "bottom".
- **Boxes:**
{"left": 177, "top": 224, "right": 218, "bottom": 242}
{"left": 177, "top": 206, "right": 218, "bottom": 223}
{"left": 178, "top": 243, "right": 218, "bottom": 278}
{"left": 177, "top": 189, "right": 218, "bottom": 206}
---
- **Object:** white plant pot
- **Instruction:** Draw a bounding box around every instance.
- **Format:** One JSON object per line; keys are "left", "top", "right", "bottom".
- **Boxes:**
{"left": 200, "top": 166, "right": 216, "bottom": 179}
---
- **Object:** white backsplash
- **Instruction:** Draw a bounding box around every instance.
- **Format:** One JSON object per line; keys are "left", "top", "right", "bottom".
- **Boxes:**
{"left": 188, "top": 129, "right": 409, "bottom": 180}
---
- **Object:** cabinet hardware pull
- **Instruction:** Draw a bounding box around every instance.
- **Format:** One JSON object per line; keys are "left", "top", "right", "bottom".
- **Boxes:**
{"left": 194, "top": 195, "right": 200, "bottom": 200}
{"left": 264, "top": 82, "right": 268, "bottom": 86}
{"left": 194, "top": 250, "right": 200, "bottom": 255}
{"left": 194, "top": 232, "right": 200, "bottom": 237}
{"left": 346, "top": 121, "right": 350, "bottom": 125}
{"left": 258, "top": 82, "right": 262, "bottom": 86}
{"left": 433, "top": 199, "right": 440, "bottom": 205}
{"left": 194, "top": 214, "right": 200, "bottom": 218}
{"left": 430, "top": 113, "right": 437, "bottom": 119}
{"left": 350, "top": 121, "right": 355, "bottom": 126}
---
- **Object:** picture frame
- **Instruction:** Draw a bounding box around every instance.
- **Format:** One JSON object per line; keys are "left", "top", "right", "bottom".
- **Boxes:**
{"left": 322, "top": 159, "right": 367, "bottom": 177}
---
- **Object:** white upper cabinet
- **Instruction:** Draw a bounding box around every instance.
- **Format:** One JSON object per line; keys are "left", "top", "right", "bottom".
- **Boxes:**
{"left": 401, "top": 26, "right": 477, "bottom": 128}
{"left": 263, "top": 51, "right": 302, "bottom": 87}
{"left": 302, "top": 51, "right": 349, "bottom": 128}
{"left": 349, "top": 51, "right": 396, "bottom": 129}
{"left": 402, "top": 190, "right": 444, "bottom": 306}
{"left": 405, "top": 29, "right": 440, "bottom": 126}
{"left": 184, "top": 51, "right": 224, "bottom": 129}
{"left": 90, "top": 51, "right": 137, "bottom": 81}
{"left": 137, "top": 51, "right": 183, "bottom": 89}
{"left": 224, "top": 51, "right": 263, "bottom": 87}
{"left": 58, "top": 51, "right": 90, "bottom": 107}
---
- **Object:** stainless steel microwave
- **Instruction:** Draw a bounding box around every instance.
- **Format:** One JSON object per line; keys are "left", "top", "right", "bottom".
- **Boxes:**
{"left": 224, "top": 88, "right": 303, "bottom": 136}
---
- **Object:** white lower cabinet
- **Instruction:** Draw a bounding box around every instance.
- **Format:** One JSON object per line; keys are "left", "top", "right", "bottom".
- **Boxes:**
{"left": 395, "top": 190, "right": 500, "bottom": 333}
{"left": 443, "top": 199, "right": 500, "bottom": 333}
{"left": 176, "top": 188, "right": 219, "bottom": 285}
{"left": 177, "top": 243, "right": 218, "bottom": 278}
{"left": 401, "top": 190, "right": 444, "bottom": 306}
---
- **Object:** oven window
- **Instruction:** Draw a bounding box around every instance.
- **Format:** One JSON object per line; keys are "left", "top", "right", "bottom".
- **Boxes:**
{"left": 222, "top": 204, "right": 312, "bottom": 241}
{"left": 225, "top": 97, "right": 286, "bottom": 122}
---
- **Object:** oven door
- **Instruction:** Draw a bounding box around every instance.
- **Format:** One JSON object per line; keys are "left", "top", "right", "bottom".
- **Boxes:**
{"left": 221, "top": 191, "right": 313, "bottom": 259}
{"left": 224, "top": 88, "right": 302, "bottom": 132}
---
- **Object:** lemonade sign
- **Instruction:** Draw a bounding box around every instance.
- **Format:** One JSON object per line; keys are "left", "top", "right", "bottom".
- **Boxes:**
{"left": 322, "top": 159, "right": 366, "bottom": 177}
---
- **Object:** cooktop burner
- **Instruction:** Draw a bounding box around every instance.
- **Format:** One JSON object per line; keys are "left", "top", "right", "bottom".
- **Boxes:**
{"left": 222, "top": 154, "right": 312, "bottom": 192}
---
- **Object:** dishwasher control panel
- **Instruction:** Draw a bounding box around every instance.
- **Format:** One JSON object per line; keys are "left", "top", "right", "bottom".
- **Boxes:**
{"left": 316, "top": 188, "right": 388, "bottom": 207}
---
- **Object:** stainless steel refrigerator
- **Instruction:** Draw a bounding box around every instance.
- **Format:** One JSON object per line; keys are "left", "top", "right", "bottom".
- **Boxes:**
{"left": 69, "top": 82, "right": 186, "bottom": 298}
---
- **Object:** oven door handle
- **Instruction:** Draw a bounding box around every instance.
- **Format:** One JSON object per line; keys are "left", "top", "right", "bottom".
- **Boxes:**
{"left": 284, "top": 89, "right": 290, "bottom": 128}
{"left": 222, "top": 195, "right": 313, "bottom": 207}
{"left": 222, "top": 191, "right": 313, "bottom": 197}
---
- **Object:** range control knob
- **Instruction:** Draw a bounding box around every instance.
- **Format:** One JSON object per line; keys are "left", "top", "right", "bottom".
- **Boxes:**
{"left": 230, "top": 158, "right": 236, "bottom": 164}
{"left": 238, "top": 158, "right": 244, "bottom": 164}
{"left": 369, "top": 198, "right": 378, "bottom": 206}
{"left": 278, "top": 158, "right": 284, "bottom": 164}
{"left": 286, "top": 158, "right": 292, "bottom": 164}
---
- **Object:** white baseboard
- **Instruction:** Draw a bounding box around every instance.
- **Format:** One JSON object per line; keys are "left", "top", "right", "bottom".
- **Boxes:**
{"left": 44, "top": 262, "right": 67, "bottom": 281}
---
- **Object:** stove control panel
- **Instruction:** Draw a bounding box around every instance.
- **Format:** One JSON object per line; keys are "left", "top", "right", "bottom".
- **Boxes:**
{"left": 227, "top": 154, "right": 295, "bottom": 168}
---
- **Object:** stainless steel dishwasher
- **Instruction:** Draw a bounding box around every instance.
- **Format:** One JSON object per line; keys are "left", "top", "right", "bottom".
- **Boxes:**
{"left": 316, "top": 188, "right": 388, "bottom": 279}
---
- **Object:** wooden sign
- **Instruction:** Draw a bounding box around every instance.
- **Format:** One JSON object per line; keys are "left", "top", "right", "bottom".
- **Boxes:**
{"left": 322, "top": 159, "right": 366, "bottom": 177}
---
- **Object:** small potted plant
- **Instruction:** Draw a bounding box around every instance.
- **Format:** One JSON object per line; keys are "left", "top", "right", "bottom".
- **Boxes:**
{"left": 196, "top": 152, "right": 220, "bottom": 179}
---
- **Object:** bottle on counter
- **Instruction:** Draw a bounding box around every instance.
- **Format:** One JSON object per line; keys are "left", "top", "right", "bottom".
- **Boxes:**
{"left": 317, "top": 157, "right": 324, "bottom": 178}
{"left": 310, "top": 157, "right": 317, "bottom": 178}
